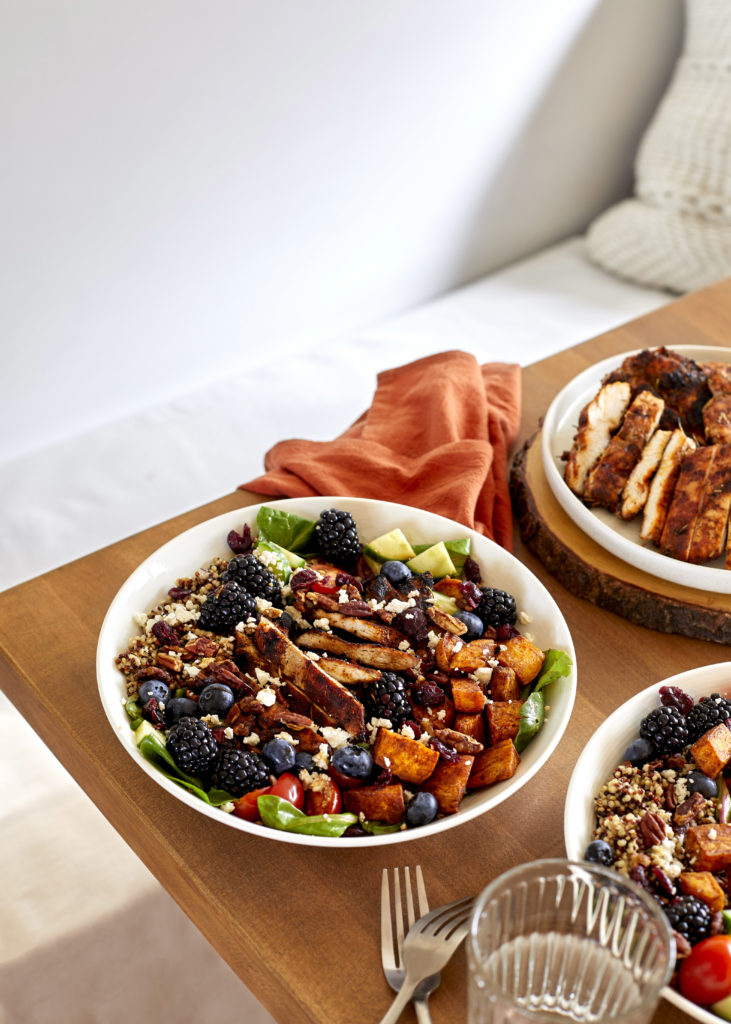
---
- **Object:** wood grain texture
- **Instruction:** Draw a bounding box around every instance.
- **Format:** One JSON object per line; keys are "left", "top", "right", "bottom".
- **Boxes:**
{"left": 5, "top": 279, "right": 731, "bottom": 1022}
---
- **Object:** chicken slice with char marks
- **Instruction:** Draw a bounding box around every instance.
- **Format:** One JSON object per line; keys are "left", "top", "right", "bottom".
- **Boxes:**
{"left": 704, "top": 393, "right": 731, "bottom": 445}
{"left": 640, "top": 429, "right": 697, "bottom": 546}
{"left": 659, "top": 446, "right": 717, "bottom": 562}
{"left": 687, "top": 444, "right": 731, "bottom": 564}
{"left": 564, "top": 381, "right": 630, "bottom": 496}
{"left": 619, "top": 429, "right": 672, "bottom": 520}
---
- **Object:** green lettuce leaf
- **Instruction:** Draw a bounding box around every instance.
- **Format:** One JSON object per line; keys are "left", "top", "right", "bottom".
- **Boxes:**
{"left": 256, "top": 507, "right": 316, "bottom": 552}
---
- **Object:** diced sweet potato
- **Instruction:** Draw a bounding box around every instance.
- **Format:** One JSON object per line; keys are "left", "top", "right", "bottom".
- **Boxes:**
{"left": 686, "top": 823, "right": 731, "bottom": 872}
{"left": 414, "top": 697, "right": 455, "bottom": 733}
{"left": 485, "top": 701, "right": 523, "bottom": 744}
{"left": 490, "top": 664, "right": 521, "bottom": 702}
{"left": 433, "top": 578, "right": 463, "bottom": 600}
{"left": 453, "top": 712, "right": 487, "bottom": 745}
{"left": 373, "top": 728, "right": 439, "bottom": 784}
{"left": 343, "top": 783, "right": 405, "bottom": 824}
{"left": 420, "top": 755, "right": 474, "bottom": 814}
{"left": 449, "top": 639, "right": 497, "bottom": 673}
{"left": 678, "top": 871, "right": 725, "bottom": 912}
{"left": 451, "top": 677, "right": 486, "bottom": 713}
{"left": 467, "top": 739, "right": 519, "bottom": 789}
{"left": 435, "top": 633, "right": 463, "bottom": 672}
{"left": 691, "top": 724, "right": 731, "bottom": 779}
{"left": 496, "top": 636, "right": 545, "bottom": 685}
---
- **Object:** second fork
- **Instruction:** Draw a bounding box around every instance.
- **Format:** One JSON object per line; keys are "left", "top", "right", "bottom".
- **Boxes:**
{"left": 381, "top": 866, "right": 441, "bottom": 1024}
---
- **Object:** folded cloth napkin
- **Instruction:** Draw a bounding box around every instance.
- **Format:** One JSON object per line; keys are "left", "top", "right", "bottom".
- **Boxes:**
{"left": 240, "top": 350, "right": 522, "bottom": 550}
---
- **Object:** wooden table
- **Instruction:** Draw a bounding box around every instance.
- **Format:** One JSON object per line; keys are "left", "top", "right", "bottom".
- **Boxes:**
{"left": 3, "top": 279, "right": 731, "bottom": 1023}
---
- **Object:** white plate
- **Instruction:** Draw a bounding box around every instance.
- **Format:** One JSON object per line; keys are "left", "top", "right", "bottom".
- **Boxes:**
{"left": 97, "top": 496, "right": 577, "bottom": 848}
{"left": 564, "top": 662, "right": 731, "bottom": 1023}
{"left": 542, "top": 345, "right": 731, "bottom": 595}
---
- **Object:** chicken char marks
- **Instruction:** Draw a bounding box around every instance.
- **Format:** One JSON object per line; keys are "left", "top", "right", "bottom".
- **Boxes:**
{"left": 603, "top": 346, "right": 711, "bottom": 443}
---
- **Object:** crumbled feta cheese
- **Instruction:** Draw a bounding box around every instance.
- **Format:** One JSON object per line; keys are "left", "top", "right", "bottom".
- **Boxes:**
{"left": 304, "top": 650, "right": 321, "bottom": 661}
{"left": 384, "top": 597, "right": 416, "bottom": 615}
{"left": 320, "top": 726, "right": 350, "bottom": 750}
{"left": 220, "top": 802, "right": 235, "bottom": 813}
{"left": 337, "top": 589, "right": 350, "bottom": 604}
{"left": 201, "top": 714, "right": 223, "bottom": 726}
{"left": 436, "top": 709, "right": 447, "bottom": 720}
{"left": 313, "top": 617, "right": 332, "bottom": 631}
{"left": 133, "top": 612, "right": 148, "bottom": 628}
{"left": 400, "top": 724, "right": 416, "bottom": 740}
{"left": 398, "top": 640, "right": 412, "bottom": 652}
{"left": 709, "top": 828, "right": 718, "bottom": 840}
{"left": 274, "top": 730, "right": 298, "bottom": 746}
{"left": 368, "top": 598, "right": 385, "bottom": 611}
{"left": 472, "top": 666, "right": 493, "bottom": 684}
{"left": 243, "top": 732, "right": 260, "bottom": 745}
{"left": 256, "top": 687, "right": 277, "bottom": 707}
{"left": 427, "top": 630, "right": 440, "bottom": 650}
{"left": 255, "top": 667, "right": 276, "bottom": 687}
{"left": 164, "top": 603, "right": 197, "bottom": 626}
{"left": 255, "top": 549, "right": 280, "bottom": 570}
{"left": 519, "top": 610, "right": 532, "bottom": 624}
{"left": 183, "top": 663, "right": 200, "bottom": 679}
{"left": 224, "top": 727, "right": 234, "bottom": 740}
{"left": 255, "top": 597, "right": 273, "bottom": 612}
{"left": 313, "top": 744, "right": 330, "bottom": 769}
{"left": 300, "top": 770, "right": 330, "bottom": 792}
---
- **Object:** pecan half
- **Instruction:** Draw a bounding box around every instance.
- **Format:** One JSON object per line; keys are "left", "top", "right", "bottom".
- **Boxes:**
{"left": 433, "top": 728, "right": 484, "bottom": 755}
{"left": 183, "top": 636, "right": 219, "bottom": 659}
{"left": 674, "top": 791, "right": 706, "bottom": 827}
{"left": 156, "top": 651, "right": 183, "bottom": 673}
{"left": 639, "top": 810, "right": 667, "bottom": 848}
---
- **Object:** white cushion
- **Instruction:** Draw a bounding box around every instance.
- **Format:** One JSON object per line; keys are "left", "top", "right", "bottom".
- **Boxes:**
{"left": 587, "top": 0, "right": 731, "bottom": 292}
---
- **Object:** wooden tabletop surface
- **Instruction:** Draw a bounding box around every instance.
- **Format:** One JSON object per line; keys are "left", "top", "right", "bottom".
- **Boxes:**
{"left": 3, "top": 279, "right": 731, "bottom": 1023}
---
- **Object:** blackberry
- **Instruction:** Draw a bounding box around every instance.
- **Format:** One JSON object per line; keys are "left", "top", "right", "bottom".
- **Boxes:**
{"left": 166, "top": 716, "right": 219, "bottom": 775}
{"left": 365, "top": 672, "right": 412, "bottom": 727}
{"left": 221, "top": 553, "right": 282, "bottom": 607}
{"left": 210, "top": 747, "right": 270, "bottom": 797}
{"left": 664, "top": 895, "right": 712, "bottom": 946}
{"left": 198, "top": 582, "right": 257, "bottom": 634}
{"left": 685, "top": 694, "right": 731, "bottom": 743}
{"left": 314, "top": 508, "right": 360, "bottom": 567}
{"left": 639, "top": 705, "right": 688, "bottom": 756}
{"left": 476, "top": 587, "right": 517, "bottom": 630}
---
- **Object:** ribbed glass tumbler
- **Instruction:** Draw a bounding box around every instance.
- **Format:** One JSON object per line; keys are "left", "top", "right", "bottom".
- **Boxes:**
{"left": 467, "top": 859, "right": 674, "bottom": 1024}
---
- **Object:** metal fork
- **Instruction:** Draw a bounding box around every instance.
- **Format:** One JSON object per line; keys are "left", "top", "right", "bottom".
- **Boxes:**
{"left": 378, "top": 882, "right": 473, "bottom": 1024}
{"left": 381, "top": 867, "right": 439, "bottom": 1023}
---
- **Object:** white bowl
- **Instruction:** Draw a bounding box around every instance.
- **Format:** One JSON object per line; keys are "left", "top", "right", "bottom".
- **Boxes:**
{"left": 98, "top": 496, "right": 577, "bottom": 848}
{"left": 564, "top": 662, "right": 731, "bottom": 1023}
{"left": 541, "top": 345, "right": 731, "bottom": 595}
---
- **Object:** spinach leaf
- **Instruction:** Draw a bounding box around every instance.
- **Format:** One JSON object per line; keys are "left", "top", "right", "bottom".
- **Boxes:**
{"left": 515, "top": 691, "right": 545, "bottom": 754}
{"left": 256, "top": 507, "right": 316, "bottom": 552}
{"left": 138, "top": 734, "right": 232, "bottom": 807}
{"left": 257, "top": 795, "right": 357, "bottom": 837}
{"left": 533, "top": 649, "right": 573, "bottom": 693}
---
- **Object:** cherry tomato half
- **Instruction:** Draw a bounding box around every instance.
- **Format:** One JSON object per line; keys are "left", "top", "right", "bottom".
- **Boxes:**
{"left": 231, "top": 785, "right": 272, "bottom": 822}
{"left": 679, "top": 935, "right": 731, "bottom": 1005}
{"left": 304, "top": 776, "right": 343, "bottom": 816}
{"left": 269, "top": 772, "right": 305, "bottom": 810}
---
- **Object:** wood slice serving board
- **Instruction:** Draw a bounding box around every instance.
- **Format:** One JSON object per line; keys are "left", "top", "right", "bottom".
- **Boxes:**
{"left": 510, "top": 430, "right": 731, "bottom": 644}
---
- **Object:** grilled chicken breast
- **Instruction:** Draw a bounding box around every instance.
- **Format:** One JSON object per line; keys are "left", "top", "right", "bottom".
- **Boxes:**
{"left": 619, "top": 429, "right": 672, "bottom": 520}
{"left": 583, "top": 390, "right": 665, "bottom": 511}
{"left": 564, "top": 381, "right": 631, "bottom": 496}
{"left": 659, "top": 446, "right": 717, "bottom": 562}
{"left": 640, "top": 429, "right": 697, "bottom": 546}
{"left": 704, "top": 393, "right": 731, "bottom": 445}
{"left": 702, "top": 362, "right": 731, "bottom": 396}
{"left": 688, "top": 444, "right": 731, "bottom": 564}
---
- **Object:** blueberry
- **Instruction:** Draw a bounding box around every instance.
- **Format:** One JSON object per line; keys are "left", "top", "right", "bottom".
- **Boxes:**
{"left": 380, "top": 561, "right": 412, "bottom": 586}
{"left": 454, "top": 611, "right": 483, "bottom": 640}
{"left": 686, "top": 770, "right": 719, "bottom": 799}
{"left": 405, "top": 791, "right": 438, "bottom": 828}
{"left": 197, "top": 683, "right": 235, "bottom": 717}
{"left": 262, "top": 737, "right": 296, "bottom": 776}
{"left": 138, "top": 678, "right": 170, "bottom": 704}
{"left": 584, "top": 839, "right": 613, "bottom": 866}
{"left": 622, "top": 737, "right": 654, "bottom": 766}
{"left": 165, "top": 696, "right": 199, "bottom": 726}
{"left": 331, "top": 744, "right": 374, "bottom": 780}
{"left": 294, "top": 750, "right": 316, "bottom": 773}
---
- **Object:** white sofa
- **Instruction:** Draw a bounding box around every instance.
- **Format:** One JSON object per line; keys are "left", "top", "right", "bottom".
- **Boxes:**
{"left": 0, "top": 2, "right": 684, "bottom": 1020}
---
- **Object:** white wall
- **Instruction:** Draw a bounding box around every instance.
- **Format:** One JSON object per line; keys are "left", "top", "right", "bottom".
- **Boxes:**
{"left": 2, "top": 0, "right": 682, "bottom": 462}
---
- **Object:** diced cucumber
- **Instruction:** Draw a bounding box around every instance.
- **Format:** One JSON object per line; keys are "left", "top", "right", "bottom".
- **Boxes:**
{"left": 254, "top": 540, "right": 305, "bottom": 582}
{"left": 712, "top": 994, "right": 731, "bottom": 1021}
{"left": 134, "top": 720, "right": 159, "bottom": 746}
{"left": 363, "top": 528, "right": 416, "bottom": 564}
{"left": 406, "top": 542, "right": 456, "bottom": 579}
{"left": 412, "top": 537, "right": 471, "bottom": 568}
{"left": 431, "top": 592, "right": 459, "bottom": 615}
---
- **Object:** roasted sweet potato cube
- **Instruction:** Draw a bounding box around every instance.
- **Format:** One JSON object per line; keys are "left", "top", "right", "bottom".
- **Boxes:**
{"left": 496, "top": 636, "right": 545, "bottom": 685}
{"left": 467, "top": 739, "right": 519, "bottom": 789}
{"left": 373, "top": 728, "right": 439, "bottom": 784}
{"left": 419, "top": 755, "right": 474, "bottom": 814}
{"left": 451, "top": 677, "right": 486, "bottom": 713}
{"left": 414, "top": 697, "right": 455, "bottom": 733}
{"left": 343, "top": 783, "right": 405, "bottom": 824}
{"left": 449, "top": 639, "right": 497, "bottom": 674}
{"left": 490, "top": 664, "right": 521, "bottom": 702}
{"left": 435, "top": 633, "right": 463, "bottom": 673}
{"left": 686, "top": 823, "right": 731, "bottom": 872}
{"left": 678, "top": 871, "right": 726, "bottom": 912}
{"left": 453, "top": 712, "right": 487, "bottom": 745}
{"left": 485, "top": 701, "right": 523, "bottom": 744}
{"left": 691, "top": 724, "right": 731, "bottom": 779}
{"left": 433, "top": 578, "right": 463, "bottom": 600}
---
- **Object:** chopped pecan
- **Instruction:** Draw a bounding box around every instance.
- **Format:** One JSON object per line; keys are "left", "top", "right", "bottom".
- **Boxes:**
{"left": 136, "top": 665, "right": 173, "bottom": 686}
{"left": 276, "top": 710, "right": 315, "bottom": 730}
{"left": 639, "top": 811, "right": 667, "bottom": 848}
{"left": 156, "top": 651, "right": 183, "bottom": 673}
{"left": 433, "top": 728, "right": 484, "bottom": 755}
{"left": 183, "top": 636, "right": 219, "bottom": 659}
{"left": 664, "top": 782, "right": 677, "bottom": 812}
{"left": 673, "top": 930, "right": 692, "bottom": 959}
{"left": 711, "top": 910, "right": 725, "bottom": 936}
{"left": 666, "top": 753, "right": 687, "bottom": 771}
{"left": 674, "top": 791, "right": 706, "bottom": 827}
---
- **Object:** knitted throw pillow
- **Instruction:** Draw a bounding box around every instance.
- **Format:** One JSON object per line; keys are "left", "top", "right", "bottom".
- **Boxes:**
{"left": 587, "top": 0, "right": 731, "bottom": 293}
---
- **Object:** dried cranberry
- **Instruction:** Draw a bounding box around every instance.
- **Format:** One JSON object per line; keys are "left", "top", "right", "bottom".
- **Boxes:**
{"left": 227, "top": 525, "right": 253, "bottom": 554}
{"left": 335, "top": 571, "right": 363, "bottom": 593}
{"left": 652, "top": 866, "right": 676, "bottom": 898}
{"left": 497, "top": 623, "right": 521, "bottom": 641}
{"left": 659, "top": 685, "right": 693, "bottom": 716}
{"left": 290, "top": 568, "right": 320, "bottom": 591}
{"left": 429, "top": 736, "right": 459, "bottom": 763}
{"left": 419, "top": 649, "right": 437, "bottom": 675}
{"left": 411, "top": 681, "right": 445, "bottom": 706}
{"left": 151, "top": 620, "right": 181, "bottom": 647}
{"left": 393, "top": 607, "right": 429, "bottom": 645}
{"left": 372, "top": 766, "right": 393, "bottom": 788}
{"left": 462, "top": 557, "right": 482, "bottom": 584}
{"left": 142, "top": 697, "right": 166, "bottom": 728}
{"left": 458, "top": 580, "right": 482, "bottom": 609}
{"left": 629, "top": 865, "right": 650, "bottom": 890}
{"left": 342, "top": 825, "right": 368, "bottom": 837}
{"left": 168, "top": 586, "right": 191, "bottom": 600}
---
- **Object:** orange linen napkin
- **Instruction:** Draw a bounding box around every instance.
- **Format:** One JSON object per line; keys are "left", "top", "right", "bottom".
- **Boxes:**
{"left": 241, "top": 350, "right": 522, "bottom": 550}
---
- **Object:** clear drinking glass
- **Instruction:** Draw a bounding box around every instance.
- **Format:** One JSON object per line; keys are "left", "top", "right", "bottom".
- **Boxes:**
{"left": 467, "top": 859, "right": 674, "bottom": 1024}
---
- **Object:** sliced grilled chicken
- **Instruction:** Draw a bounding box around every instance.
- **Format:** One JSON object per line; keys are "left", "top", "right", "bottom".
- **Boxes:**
{"left": 640, "top": 430, "right": 697, "bottom": 546}
{"left": 659, "top": 446, "right": 717, "bottom": 562}
{"left": 583, "top": 390, "right": 665, "bottom": 511}
{"left": 701, "top": 362, "right": 731, "bottom": 396}
{"left": 314, "top": 611, "right": 407, "bottom": 646}
{"left": 688, "top": 444, "right": 731, "bottom": 564}
{"left": 564, "top": 381, "right": 631, "bottom": 496}
{"left": 315, "top": 658, "right": 382, "bottom": 685}
{"left": 619, "top": 429, "right": 672, "bottom": 520}
{"left": 704, "top": 393, "right": 731, "bottom": 445}
{"left": 295, "top": 629, "right": 420, "bottom": 671}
